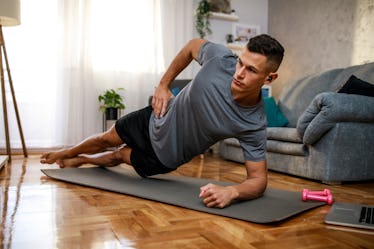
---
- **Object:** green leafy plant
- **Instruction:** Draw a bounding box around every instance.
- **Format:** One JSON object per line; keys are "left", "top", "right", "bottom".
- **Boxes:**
{"left": 195, "top": 0, "right": 211, "bottom": 38}
{"left": 98, "top": 88, "right": 125, "bottom": 113}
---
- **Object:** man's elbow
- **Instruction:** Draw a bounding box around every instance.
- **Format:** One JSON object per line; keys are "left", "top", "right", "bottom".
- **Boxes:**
{"left": 187, "top": 38, "right": 207, "bottom": 60}
{"left": 254, "top": 175, "right": 268, "bottom": 198}
{"left": 259, "top": 177, "right": 268, "bottom": 196}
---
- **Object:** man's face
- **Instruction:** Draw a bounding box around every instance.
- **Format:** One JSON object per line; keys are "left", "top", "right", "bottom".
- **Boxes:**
{"left": 231, "top": 49, "right": 272, "bottom": 94}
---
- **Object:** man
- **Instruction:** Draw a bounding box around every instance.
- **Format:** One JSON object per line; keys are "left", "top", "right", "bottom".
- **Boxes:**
{"left": 41, "top": 34, "right": 284, "bottom": 208}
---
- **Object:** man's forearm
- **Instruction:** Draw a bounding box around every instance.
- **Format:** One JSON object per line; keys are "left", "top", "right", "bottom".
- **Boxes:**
{"left": 159, "top": 38, "right": 206, "bottom": 87}
{"left": 230, "top": 176, "right": 267, "bottom": 201}
{"left": 199, "top": 171, "right": 267, "bottom": 208}
{"left": 159, "top": 49, "right": 193, "bottom": 87}
{"left": 231, "top": 160, "right": 268, "bottom": 201}
{"left": 152, "top": 39, "right": 207, "bottom": 118}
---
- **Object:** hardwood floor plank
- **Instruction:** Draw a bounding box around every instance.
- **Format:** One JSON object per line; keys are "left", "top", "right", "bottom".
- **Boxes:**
{"left": 1, "top": 154, "right": 374, "bottom": 248}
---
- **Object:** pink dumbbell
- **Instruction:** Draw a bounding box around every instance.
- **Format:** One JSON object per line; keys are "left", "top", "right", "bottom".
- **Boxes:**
{"left": 302, "top": 193, "right": 334, "bottom": 205}
{"left": 302, "top": 188, "right": 331, "bottom": 197}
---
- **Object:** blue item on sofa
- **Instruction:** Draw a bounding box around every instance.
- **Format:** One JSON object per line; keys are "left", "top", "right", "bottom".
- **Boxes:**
{"left": 263, "top": 97, "right": 288, "bottom": 127}
{"left": 171, "top": 87, "right": 181, "bottom": 96}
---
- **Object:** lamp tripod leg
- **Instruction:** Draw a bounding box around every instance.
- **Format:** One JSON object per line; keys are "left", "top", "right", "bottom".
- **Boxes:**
{"left": 0, "top": 25, "right": 28, "bottom": 161}
{"left": 0, "top": 48, "right": 11, "bottom": 161}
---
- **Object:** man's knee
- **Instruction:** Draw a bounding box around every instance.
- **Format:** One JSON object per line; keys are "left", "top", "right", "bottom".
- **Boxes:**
{"left": 99, "top": 125, "right": 123, "bottom": 147}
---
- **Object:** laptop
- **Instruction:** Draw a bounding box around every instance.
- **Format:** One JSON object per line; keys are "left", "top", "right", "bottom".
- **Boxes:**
{"left": 324, "top": 202, "right": 374, "bottom": 230}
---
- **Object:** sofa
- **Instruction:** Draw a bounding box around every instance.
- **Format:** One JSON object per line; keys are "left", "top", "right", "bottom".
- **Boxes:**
{"left": 219, "top": 62, "right": 374, "bottom": 183}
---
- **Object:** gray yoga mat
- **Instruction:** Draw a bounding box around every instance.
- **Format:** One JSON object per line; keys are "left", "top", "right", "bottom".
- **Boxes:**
{"left": 41, "top": 166, "right": 324, "bottom": 224}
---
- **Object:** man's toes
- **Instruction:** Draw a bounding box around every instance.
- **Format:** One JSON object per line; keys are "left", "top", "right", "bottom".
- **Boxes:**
{"left": 40, "top": 153, "right": 49, "bottom": 163}
{"left": 40, "top": 158, "right": 51, "bottom": 164}
{"left": 56, "top": 159, "right": 65, "bottom": 168}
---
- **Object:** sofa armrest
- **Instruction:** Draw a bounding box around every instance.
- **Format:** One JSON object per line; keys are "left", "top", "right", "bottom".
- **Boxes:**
{"left": 307, "top": 122, "right": 374, "bottom": 182}
{"left": 296, "top": 92, "right": 374, "bottom": 145}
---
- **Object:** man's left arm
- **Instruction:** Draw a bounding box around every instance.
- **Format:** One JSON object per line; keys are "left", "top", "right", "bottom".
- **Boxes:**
{"left": 199, "top": 160, "right": 267, "bottom": 208}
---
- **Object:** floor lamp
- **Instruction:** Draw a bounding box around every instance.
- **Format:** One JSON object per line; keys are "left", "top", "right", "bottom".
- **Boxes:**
{"left": 0, "top": 0, "right": 27, "bottom": 162}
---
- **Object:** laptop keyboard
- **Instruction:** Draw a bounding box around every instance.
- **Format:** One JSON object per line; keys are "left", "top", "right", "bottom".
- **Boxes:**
{"left": 359, "top": 207, "right": 374, "bottom": 224}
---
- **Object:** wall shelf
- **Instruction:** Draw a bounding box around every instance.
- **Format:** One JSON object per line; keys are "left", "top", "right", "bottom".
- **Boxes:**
{"left": 209, "top": 12, "right": 239, "bottom": 21}
{"left": 227, "top": 43, "right": 245, "bottom": 55}
{"left": 227, "top": 43, "right": 244, "bottom": 50}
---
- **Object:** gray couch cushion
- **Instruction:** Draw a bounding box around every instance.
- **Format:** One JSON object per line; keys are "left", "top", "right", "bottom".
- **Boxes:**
{"left": 223, "top": 138, "right": 240, "bottom": 147}
{"left": 267, "top": 127, "right": 302, "bottom": 143}
{"left": 225, "top": 127, "right": 302, "bottom": 145}
{"left": 266, "top": 140, "right": 306, "bottom": 156}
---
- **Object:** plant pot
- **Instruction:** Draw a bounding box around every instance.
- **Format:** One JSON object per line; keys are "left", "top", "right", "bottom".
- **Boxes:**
{"left": 105, "top": 108, "right": 119, "bottom": 120}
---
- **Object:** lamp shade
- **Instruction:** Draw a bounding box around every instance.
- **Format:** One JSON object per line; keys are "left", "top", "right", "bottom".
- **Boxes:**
{"left": 0, "top": 0, "right": 20, "bottom": 26}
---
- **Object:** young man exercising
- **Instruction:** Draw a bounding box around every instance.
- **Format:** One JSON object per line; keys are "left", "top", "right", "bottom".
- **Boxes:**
{"left": 41, "top": 34, "right": 284, "bottom": 208}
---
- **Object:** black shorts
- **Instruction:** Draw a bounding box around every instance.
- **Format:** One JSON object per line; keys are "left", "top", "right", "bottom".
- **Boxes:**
{"left": 115, "top": 105, "right": 173, "bottom": 177}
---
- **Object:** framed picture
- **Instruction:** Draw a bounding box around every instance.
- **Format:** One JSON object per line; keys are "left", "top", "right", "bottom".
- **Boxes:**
{"left": 232, "top": 23, "right": 260, "bottom": 45}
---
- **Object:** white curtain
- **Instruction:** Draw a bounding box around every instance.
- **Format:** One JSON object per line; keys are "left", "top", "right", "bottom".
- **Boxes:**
{"left": 0, "top": 0, "right": 194, "bottom": 149}
{"left": 159, "top": 0, "right": 195, "bottom": 79}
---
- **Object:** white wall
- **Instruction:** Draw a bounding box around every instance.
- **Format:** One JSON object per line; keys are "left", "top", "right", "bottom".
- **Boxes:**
{"left": 231, "top": 0, "right": 268, "bottom": 34}
{"left": 268, "top": 0, "right": 374, "bottom": 98}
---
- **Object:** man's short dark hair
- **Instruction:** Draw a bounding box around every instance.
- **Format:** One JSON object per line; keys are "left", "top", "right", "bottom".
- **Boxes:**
{"left": 246, "top": 34, "right": 284, "bottom": 72}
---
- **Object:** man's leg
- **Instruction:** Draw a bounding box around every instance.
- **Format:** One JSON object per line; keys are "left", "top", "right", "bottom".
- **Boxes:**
{"left": 40, "top": 125, "right": 124, "bottom": 164}
{"left": 56, "top": 146, "right": 132, "bottom": 168}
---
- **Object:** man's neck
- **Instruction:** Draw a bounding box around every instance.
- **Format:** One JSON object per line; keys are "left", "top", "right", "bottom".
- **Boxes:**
{"left": 232, "top": 90, "right": 261, "bottom": 107}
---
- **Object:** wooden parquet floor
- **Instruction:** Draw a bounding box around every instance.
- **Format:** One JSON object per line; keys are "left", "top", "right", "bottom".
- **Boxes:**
{"left": 1, "top": 154, "right": 374, "bottom": 249}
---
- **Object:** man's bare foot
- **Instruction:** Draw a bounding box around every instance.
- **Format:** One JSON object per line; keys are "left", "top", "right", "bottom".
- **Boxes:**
{"left": 40, "top": 150, "right": 71, "bottom": 164}
{"left": 56, "top": 156, "right": 86, "bottom": 168}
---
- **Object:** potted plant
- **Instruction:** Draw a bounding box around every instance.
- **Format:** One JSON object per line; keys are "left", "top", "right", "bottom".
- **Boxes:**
{"left": 195, "top": 0, "right": 211, "bottom": 38}
{"left": 98, "top": 88, "right": 125, "bottom": 120}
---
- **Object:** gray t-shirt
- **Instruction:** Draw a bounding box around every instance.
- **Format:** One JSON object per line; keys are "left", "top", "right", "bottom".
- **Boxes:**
{"left": 149, "top": 42, "right": 267, "bottom": 169}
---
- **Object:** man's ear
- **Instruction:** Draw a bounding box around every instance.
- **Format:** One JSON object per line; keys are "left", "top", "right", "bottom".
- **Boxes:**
{"left": 265, "top": 73, "right": 278, "bottom": 84}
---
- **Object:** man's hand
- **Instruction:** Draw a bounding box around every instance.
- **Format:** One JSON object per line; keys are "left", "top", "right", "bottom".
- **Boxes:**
{"left": 152, "top": 85, "right": 173, "bottom": 118}
{"left": 199, "top": 183, "right": 239, "bottom": 208}
{"left": 199, "top": 161, "right": 268, "bottom": 208}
